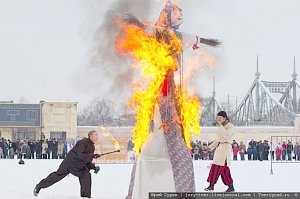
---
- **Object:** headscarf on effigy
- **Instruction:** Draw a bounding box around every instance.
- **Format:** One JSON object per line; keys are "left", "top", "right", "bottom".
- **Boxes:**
{"left": 155, "top": 0, "right": 182, "bottom": 30}
{"left": 154, "top": 0, "right": 183, "bottom": 56}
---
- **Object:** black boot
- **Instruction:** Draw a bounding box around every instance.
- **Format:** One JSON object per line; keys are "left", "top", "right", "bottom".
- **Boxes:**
{"left": 33, "top": 184, "right": 41, "bottom": 196}
{"left": 204, "top": 184, "right": 214, "bottom": 191}
{"left": 225, "top": 184, "right": 235, "bottom": 192}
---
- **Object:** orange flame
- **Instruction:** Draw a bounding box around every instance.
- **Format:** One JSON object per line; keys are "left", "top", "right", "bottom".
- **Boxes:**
{"left": 175, "top": 86, "right": 201, "bottom": 149}
{"left": 115, "top": 20, "right": 201, "bottom": 154}
{"left": 183, "top": 50, "right": 219, "bottom": 81}
{"left": 114, "top": 140, "right": 120, "bottom": 151}
{"left": 101, "top": 126, "right": 120, "bottom": 150}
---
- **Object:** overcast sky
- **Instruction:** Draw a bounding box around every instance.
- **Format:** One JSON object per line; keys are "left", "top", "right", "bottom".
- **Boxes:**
{"left": 0, "top": 0, "right": 299, "bottom": 111}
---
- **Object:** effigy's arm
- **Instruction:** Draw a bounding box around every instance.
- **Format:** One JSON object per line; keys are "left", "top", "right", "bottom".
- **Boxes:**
{"left": 120, "top": 14, "right": 222, "bottom": 48}
{"left": 181, "top": 32, "right": 222, "bottom": 50}
{"left": 120, "top": 14, "right": 145, "bottom": 28}
{"left": 119, "top": 14, "right": 163, "bottom": 36}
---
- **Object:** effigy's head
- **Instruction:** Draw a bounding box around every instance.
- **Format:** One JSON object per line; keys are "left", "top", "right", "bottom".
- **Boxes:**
{"left": 155, "top": 0, "right": 182, "bottom": 30}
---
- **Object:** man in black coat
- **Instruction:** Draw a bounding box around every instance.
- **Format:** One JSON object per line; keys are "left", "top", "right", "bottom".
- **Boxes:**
{"left": 51, "top": 138, "right": 58, "bottom": 159}
{"left": 286, "top": 140, "right": 293, "bottom": 161}
{"left": 35, "top": 140, "right": 42, "bottom": 159}
{"left": 12, "top": 139, "right": 17, "bottom": 153}
{"left": 34, "top": 130, "right": 101, "bottom": 198}
{"left": 46, "top": 139, "right": 52, "bottom": 159}
{"left": 28, "top": 139, "right": 35, "bottom": 159}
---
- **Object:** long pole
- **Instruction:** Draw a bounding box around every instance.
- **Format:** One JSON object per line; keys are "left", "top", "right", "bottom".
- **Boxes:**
{"left": 100, "top": 150, "right": 120, "bottom": 156}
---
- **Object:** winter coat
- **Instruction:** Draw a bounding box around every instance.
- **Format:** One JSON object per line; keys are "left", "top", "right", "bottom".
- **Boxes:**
{"left": 21, "top": 144, "right": 27, "bottom": 154}
{"left": 18, "top": 142, "right": 24, "bottom": 153}
{"left": 252, "top": 146, "right": 258, "bottom": 154}
{"left": 258, "top": 143, "right": 264, "bottom": 152}
{"left": 270, "top": 143, "right": 276, "bottom": 152}
{"left": 247, "top": 147, "right": 252, "bottom": 154}
{"left": 47, "top": 140, "right": 53, "bottom": 152}
{"left": 294, "top": 144, "right": 299, "bottom": 155}
{"left": 282, "top": 143, "right": 287, "bottom": 150}
{"left": 202, "top": 145, "right": 209, "bottom": 158}
{"left": 297, "top": 145, "right": 300, "bottom": 155}
{"left": 25, "top": 146, "right": 31, "bottom": 158}
{"left": 276, "top": 147, "right": 282, "bottom": 159}
{"left": 12, "top": 142, "right": 17, "bottom": 152}
{"left": 35, "top": 142, "right": 42, "bottom": 154}
{"left": 42, "top": 142, "right": 48, "bottom": 154}
{"left": 208, "top": 122, "right": 234, "bottom": 166}
{"left": 193, "top": 145, "right": 200, "bottom": 154}
{"left": 127, "top": 140, "right": 134, "bottom": 151}
{"left": 28, "top": 142, "right": 35, "bottom": 153}
{"left": 249, "top": 141, "right": 255, "bottom": 148}
{"left": 58, "top": 138, "right": 96, "bottom": 178}
{"left": 233, "top": 146, "right": 239, "bottom": 155}
{"left": 57, "top": 142, "right": 64, "bottom": 154}
{"left": 239, "top": 144, "right": 246, "bottom": 154}
{"left": 9, "top": 148, "right": 14, "bottom": 159}
{"left": 52, "top": 141, "right": 58, "bottom": 156}
{"left": 3, "top": 142, "right": 8, "bottom": 156}
{"left": 263, "top": 143, "right": 270, "bottom": 152}
{"left": 0, "top": 147, "right": 3, "bottom": 157}
{"left": 287, "top": 143, "right": 293, "bottom": 153}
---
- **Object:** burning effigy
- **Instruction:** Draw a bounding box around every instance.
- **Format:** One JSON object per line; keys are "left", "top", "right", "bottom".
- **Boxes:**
{"left": 115, "top": 1, "right": 221, "bottom": 198}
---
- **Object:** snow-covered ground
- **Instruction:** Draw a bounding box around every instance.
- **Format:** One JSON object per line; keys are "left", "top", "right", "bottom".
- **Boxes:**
{"left": 0, "top": 159, "right": 298, "bottom": 199}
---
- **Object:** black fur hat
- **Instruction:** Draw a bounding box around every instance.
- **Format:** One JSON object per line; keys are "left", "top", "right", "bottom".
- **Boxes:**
{"left": 217, "top": 111, "right": 229, "bottom": 120}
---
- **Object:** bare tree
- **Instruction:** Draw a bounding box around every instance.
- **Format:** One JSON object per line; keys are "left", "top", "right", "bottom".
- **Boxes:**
{"left": 78, "top": 98, "right": 115, "bottom": 126}
{"left": 78, "top": 97, "right": 137, "bottom": 126}
{"left": 93, "top": 98, "right": 114, "bottom": 125}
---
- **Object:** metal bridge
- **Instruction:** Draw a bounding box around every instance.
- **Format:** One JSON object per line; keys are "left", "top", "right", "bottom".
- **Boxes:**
{"left": 201, "top": 77, "right": 223, "bottom": 126}
{"left": 201, "top": 56, "right": 299, "bottom": 126}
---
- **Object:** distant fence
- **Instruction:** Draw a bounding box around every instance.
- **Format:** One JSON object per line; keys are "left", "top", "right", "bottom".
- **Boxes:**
{"left": 94, "top": 137, "right": 130, "bottom": 164}
{"left": 270, "top": 136, "right": 300, "bottom": 175}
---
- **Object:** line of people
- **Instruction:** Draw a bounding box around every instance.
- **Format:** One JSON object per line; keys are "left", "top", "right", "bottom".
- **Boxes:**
{"left": 273, "top": 140, "right": 300, "bottom": 161}
{"left": 0, "top": 137, "right": 69, "bottom": 159}
{"left": 191, "top": 139, "right": 300, "bottom": 161}
{"left": 191, "top": 140, "right": 214, "bottom": 160}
